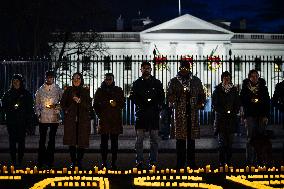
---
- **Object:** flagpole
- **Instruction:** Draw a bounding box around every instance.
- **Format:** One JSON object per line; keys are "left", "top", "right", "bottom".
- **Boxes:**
{"left": 179, "top": 0, "right": 181, "bottom": 16}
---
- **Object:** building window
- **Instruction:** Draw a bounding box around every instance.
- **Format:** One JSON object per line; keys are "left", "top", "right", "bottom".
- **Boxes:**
{"left": 104, "top": 56, "right": 111, "bottom": 71}
{"left": 124, "top": 56, "right": 132, "bottom": 70}
{"left": 234, "top": 57, "right": 242, "bottom": 71}
{"left": 274, "top": 58, "right": 282, "bottom": 72}
{"left": 254, "top": 57, "right": 261, "bottom": 71}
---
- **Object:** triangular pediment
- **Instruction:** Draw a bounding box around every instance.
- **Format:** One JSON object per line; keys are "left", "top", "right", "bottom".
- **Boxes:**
{"left": 141, "top": 14, "right": 233, "bottom": 35}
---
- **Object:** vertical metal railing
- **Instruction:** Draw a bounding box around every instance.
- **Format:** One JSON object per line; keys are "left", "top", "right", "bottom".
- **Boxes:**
{"left": 0, "top": 55, "right": 283, "bottom": 125}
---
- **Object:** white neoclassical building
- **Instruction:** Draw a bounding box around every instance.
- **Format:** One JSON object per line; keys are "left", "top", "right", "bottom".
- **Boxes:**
{"left": 50, "top": 14, "right": 284, "bottom": 99}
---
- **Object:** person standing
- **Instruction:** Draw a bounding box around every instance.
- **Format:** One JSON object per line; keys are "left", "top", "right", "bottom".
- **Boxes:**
{"left": 240, "top": 69, "right": 270, "bottom": 165}
{"left": 212, "top": 71, "right": 240, "bottom": 166}
{"left": 61, "top": 72, "right": 92, "bottom": 169}
{"left": 272, "top": 79, "right": 284, "bottom": 161}
{"left": 2, "top": 74, "right": 33, "bottom": 166}
{"left": 167, "top": 61, "right": 206, "bottom": 169}
{"left": 130, "top": 61, "right": 165, "bottom": 169}
{"left": 35, "top": 70, "right": 62, "bottom": 168}
{"left": 93, "top": 73, "right": 125, "bottom": 169}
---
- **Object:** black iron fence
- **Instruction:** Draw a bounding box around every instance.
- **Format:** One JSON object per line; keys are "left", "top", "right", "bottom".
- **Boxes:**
{"left": 0, "top": 55, "right": 283, "bottom": 125}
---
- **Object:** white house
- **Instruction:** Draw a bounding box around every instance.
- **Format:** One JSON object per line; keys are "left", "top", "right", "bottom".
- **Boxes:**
{"left": 50, "top": 14, "right": 284, "bottom": 99}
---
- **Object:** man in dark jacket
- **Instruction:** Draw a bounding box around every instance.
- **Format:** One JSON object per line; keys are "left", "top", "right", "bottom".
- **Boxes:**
{"left": 272, "top": 79, "right": 284, "bottom": 161}
{"left": 212, "top": 71, "right": 240, "bottom": 166}
{"left": 130, "top": 61, "right": 165, "bottom": 169}
{"left": 2, "top": 74, "right": 34, "bottom": 166}
{"left": 240, "top": 69, "right": 270, "bottom": 165}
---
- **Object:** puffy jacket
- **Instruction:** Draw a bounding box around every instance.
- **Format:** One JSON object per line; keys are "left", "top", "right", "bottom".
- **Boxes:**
{"left": 35, "top": 83, "right": 63, "bottom": 123}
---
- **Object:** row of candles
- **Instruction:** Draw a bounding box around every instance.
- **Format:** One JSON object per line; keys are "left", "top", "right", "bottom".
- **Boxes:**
{"left": 226, "top": 175, "right": 276, "bottom": 189}
{"left": 1, "top": 165, "right": 284, "bottom": 175}
{"left": 29, "top": 176, "right": 109, "bottom": 189}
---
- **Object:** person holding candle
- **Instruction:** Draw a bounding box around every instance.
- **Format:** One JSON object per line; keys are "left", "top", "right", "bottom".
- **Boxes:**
{"left": 167, "top": 60, "right": 206, "bottom": 169}
{"left": 240, "top": 69, "right": 270, "bottom": 165}
{"left": 93, "top": 73, "right": 125, "bottom": 169}
{"left": 35, "top": 70, "right": 63, "bottom": 168}
{"left": 130, "top": 61, "right": 165, "bottom": 169}
{"left": 2, "top": 74, "right": 34, "bottom": 166}
{"left": 61, "top": 72, "right": 92, "bottom": 169}
{"left": 212, "top": 71, "right": 240, "bottom": 166}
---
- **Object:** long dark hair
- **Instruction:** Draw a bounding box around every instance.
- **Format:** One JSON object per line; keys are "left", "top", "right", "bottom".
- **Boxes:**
{"left": 72, "top": 72, "right": 84, "bottom": 87}
{"left": 10, "top": 74, "right": 25, "bottom": 90}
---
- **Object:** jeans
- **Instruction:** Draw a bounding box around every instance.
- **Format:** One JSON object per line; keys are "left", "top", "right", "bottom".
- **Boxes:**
{"left": 38, "top": 123, "right": 58, "bottom": 166}
{"left": 135, "top": 129, "right": 159, "bottom": 164}
{"left": 246, "top": 117, "right": 266, "bottom": 165}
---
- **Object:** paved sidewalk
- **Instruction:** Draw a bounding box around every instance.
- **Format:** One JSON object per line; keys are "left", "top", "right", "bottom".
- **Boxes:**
{"left": 0, "top": 124, "right": 283, "bottom": 152}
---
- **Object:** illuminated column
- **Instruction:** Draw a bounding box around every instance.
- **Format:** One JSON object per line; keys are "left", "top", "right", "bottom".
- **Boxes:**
{"left": 169, "top": 42, "right": 178, "bottom": 56}
{"left": 141, "top": 41, "right": 151, "bottom": 55}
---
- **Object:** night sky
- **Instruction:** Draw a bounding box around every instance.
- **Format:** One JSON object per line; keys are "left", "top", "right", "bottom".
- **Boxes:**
{"left": 0, "top": 0, "right": 283, "bottom": 57}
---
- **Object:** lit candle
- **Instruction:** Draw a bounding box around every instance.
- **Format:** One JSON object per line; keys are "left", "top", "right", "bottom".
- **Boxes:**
{"left": 281, "top": 166, "right": 284, "bottom": 172}
{"left": 26, "top": 168, "right": 30, "bottom": 174}
{"left": 14, "top": 104, "right": 19, "bottom": 109}
{"left": 184, "top": 87, "right": 187, "bottom": 91}
{"left": 180, "top": 169, "right": 184, "bottom": 174}
{"left": 94, "top": 166, "right": 98, "bottom": 174}
{"left": 75, "top": 166, "right": 79, "bottom": 173}
{"left": 227, "top": 110, "right": 231, "bottom": 114}
{"left": 225, "top": 164, "right": 228, "bottom": 172}
{"left": 219, "top": 166, "right": 223, "bottom": 172}
{"left": 246, "top": 166, "right": 249, "bottom": 172}
{"left": 133, "top": 168, "right": 137, "bottom": 174}
{"left": 3, "top": 166, "right": 7, "bottom": 172}
{"left": 152, "top": 165, "right": 156, "bottom": 173}
{"left": 147, "top": 98, "right": 151, "bottom": 102}
{"left": 251, "top": 166, "right": 255, "bottom": 172}
{"left": 33, "top": 166, "right": 38, "bottom": 174}
{"left": 109, "top": 100, "right": 113, "bottom": 104}
{"left": 205, "top": 165, "right": 210, "bottom": 173}
{"left": 166, "top": 168, "right": 169, "bottom": 174}
{"left": 63, "top": 168, "right": 67, "bottom": 174}
{"left": 10, "top": 166, "right": 14, "bottom": 174}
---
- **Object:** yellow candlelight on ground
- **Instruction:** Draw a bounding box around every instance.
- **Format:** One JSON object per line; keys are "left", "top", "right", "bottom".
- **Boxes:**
{"left": 75, "top": 167, "right": 79, "bottom": 173}
{"left": 251, "top": 166, "right": 255, "bottom": 172}
{"left": 63, "top": 168, "right": 67, "bottom": 174}
{"left": 94, "top": 166, "right": 98, "bottom": 174}
{"left": 166, "top": 168, "right": 169, "bottom": 174}
{"left": 2, "top": 166, "right": 7, "bottom": 172}
{"left": 10, "top": 166, "right": 14, "bottom": 174}
{"left": 180, "top": 169, "right": 184, "bottom": 174}
{"left": 33, "top": 166, "right": 38, "bottom": 174}
{"left": 152, "top": 165, "right": 156, "bottom": 172}
{"left": 281, "top": 166, "right": 284, "bottom": 172}
{"left": 225, "top": 164, "right": 228, "bottom": 172}
{"left": 26, "top": 168, "right": 30, "bottom": 174}
{"left": 246, "top": 166, "right": 249, "bottom": 172}
{"left": 133, "top": 168, "right": 138, "bottom": 174}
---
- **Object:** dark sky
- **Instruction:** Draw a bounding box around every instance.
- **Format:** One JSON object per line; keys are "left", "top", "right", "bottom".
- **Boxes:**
{"left": 104, "top": 0, "right": 284, "bottom": 33}
{"left": 0, "top": 0, "right": 283, "bottom": 57}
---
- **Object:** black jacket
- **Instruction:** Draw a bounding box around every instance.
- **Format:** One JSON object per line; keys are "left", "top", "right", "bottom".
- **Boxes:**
{"left": 130, "top": 76, "right": 165, "bottom": 130}
{"left": 212, "top": 83, "right": 240, "bottom": 133}
{"left": 2, "top": 88, "right": 33, "bottom": 127}
{"left": 272, "top": 80, "right": 284, "bottom": 112}
{"left": 240, "top": 78, "right": 270, "bottom": 118}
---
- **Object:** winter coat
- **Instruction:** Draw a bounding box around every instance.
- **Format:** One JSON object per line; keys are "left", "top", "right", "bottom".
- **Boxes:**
{"left": 167, "top": 73, "right": 206, "bottom": 140}
{"left": 35, "top": 83, "right": 63, "bottom": 123}
{"left": 240, "top": 78, "right": 270, "bottom": 118}
{"left": 130, "top": 76, "right": 165, "bottom": 130}
{"left": 93, "top": 82, "right": 125, "bottom": 134}
{"left": 61, "top": 86, "right": 92, "bottom": 148}
{"left": 2, "top": 88, "right": 34, "bottom": 136}
{"left": 272, "top": 80, "right": 284, "bottom": 112}
{"left": 212, "top": 83, "right": 240, "bottom": 134}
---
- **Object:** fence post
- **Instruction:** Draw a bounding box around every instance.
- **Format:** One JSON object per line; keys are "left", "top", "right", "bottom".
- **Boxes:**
{"left": 229, "top": 49, "right": 232, "bottom": 73}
